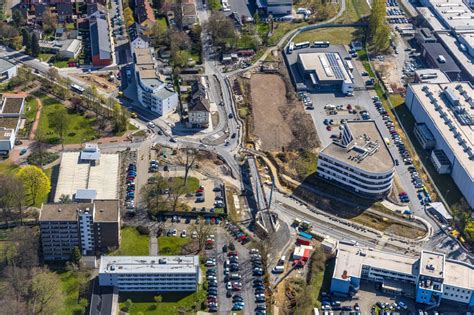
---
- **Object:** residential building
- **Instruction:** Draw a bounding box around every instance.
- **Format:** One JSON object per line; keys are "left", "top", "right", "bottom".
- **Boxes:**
{"left": 56, "top": 3, "right": 73, "bottom": 23}
{"left": 421, "top": 43, "right": 461, "bottom": 81}
{"left": 130, "top": 32, "right": 150, "bottom": 53}
{"left": 98, "top": 256, "right": 200, "bottom": 292}
{"left": 316, "top": 120, "right": 395, "bottom": 199}
{"left": 405, "top": 82, "right": 474, "bottom": 208}
{"left": 90, "top": 15, "right": 112, "bottom": 66}
{"left": 0, "top": 58, "right": 18, "bottom": 82}
{"left": 39, "top": 200, "right": 121, "bottom": 260}
{"left": 134, "top": 0, "right": 155, "bottom": 31}
{"left": 134, "top": 48, "right": 178, "bottom": 116}
{"left": 331, "top": 242, "right": 474, "bottom": 308}
{"left": 0, "top": 93, "right": 26, "bottom": 156}
{"left": 58, "top": 39, "right": 82, "bottom": 59}
{"left": 297, "top": 51, "right": 354, "bottom": 95}
{"left": 187, "top": 79, "right": 210, "bottom": 128}
{"left": 257, "top": 0, "right": 293, "bottom": 15}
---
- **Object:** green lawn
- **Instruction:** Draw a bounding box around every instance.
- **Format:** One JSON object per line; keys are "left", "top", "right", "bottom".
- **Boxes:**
{"left": 119, "top": 289, "right": 206, "bottom": 314}
{"left": 293, "top": 27, "right": 364, "bottom": 45}
{"left": 38, "top": 53, "right": 54, "bottom": 62}
{"left": 36, "top": 94, "right": 98, "bottom": 144}
{"left": 336, "top": 0, "right": 371, "bottom": 24}
{"left": 54, "top": 60, "right": 69, "bottom": 68}
{"left": 110, "top": 227, "right": 149, "bottom": 256}
{"left": 158, "top": 236, "right": 191, "bottom": 255}
{"left": 24, "top": 97, "right": 38, "bottom": 122}
{"left": 268, "top": 22, "right": 308, "bottom": 46}
{"left": 58, "top": 271, "right": 88, "bottom": 315}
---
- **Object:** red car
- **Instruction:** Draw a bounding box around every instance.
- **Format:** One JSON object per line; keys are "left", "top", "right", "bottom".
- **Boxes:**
{"left": 347, "top": 104, "right": 352, "bottom": 110}
{"left": 399, "top": 192, "right": 408, "bottom": 196}
{"left": 326, "top": 125, "right": 332, "bottom": 131}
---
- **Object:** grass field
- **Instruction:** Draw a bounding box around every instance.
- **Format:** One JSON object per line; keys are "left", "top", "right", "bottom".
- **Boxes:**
{"left": 54, "top": 60, "right": 69, "bottom": 68}
{"left": 336, "top": 0, "right": 371, "bottom": 24}
{"left": 293, "top": 27, "right": 364, "bottom": 45}
{"left": 119, "top": 289, "right": 206, "bottom": 314}
{"left": 38, "top": 53, "right": 54, "bottom": 62}
{"left": 110, "top": 227, "right": 149, "bottom": 256}
{"left": 58, "top": 270, "right": 88, "bottom": 315}
{"left": 36, "top": 93, "right": 98, "bottom": 144}
{"left": 156, "top": 17, "right": 167, "bottom": 29}
{"left": 158, "top": 236, "right": 191, "bottom": 256}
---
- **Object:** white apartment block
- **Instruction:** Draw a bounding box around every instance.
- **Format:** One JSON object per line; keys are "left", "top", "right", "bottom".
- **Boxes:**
{"left": 316, "top": 121, "right": 395, "bottom": 199}
{"left": 134, "top": 48, "right": 178, "bottom": 116}
{"left": 99, "top": 256, "right": 200, "bottom": 292}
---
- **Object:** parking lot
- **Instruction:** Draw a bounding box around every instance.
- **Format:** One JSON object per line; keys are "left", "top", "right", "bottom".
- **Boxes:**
{"left": 202, "top": 225, "right": 267, "bottom": 314}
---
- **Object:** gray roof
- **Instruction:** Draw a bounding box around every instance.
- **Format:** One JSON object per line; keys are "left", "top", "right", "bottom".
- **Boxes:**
{"left": 422, "top": 43, "right": 461, "bottom": 74}
{"left": 0, "top": 58, "right": 16, "bottom": 73}
{"left": 75, "top": 189, "right": 97, "bottom": 200}
{"left": 154, "top": 87, "right": 177, "bottom": 100}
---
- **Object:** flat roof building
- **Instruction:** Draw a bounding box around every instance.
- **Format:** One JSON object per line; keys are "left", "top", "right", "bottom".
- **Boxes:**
{"left": 421, "top": 43, "right": 461, "bottom": 81}
{"left": 54, "top": 148, "right": 119, "bottom": 202}
{"left": 0, "top": 58, "right": 17, "bottom": 82}
{"left": 331, "top": 243, "right": 474, "bottom": 307}
{"left": 405, "top": 82, "right": 474, "bottom": 208}
{"left": 39, "top": 200, "right": 120, "bottom": 260}
{"left": 0, "top": 93, "right": 26, "bottom": 156}
{"left": 414, "top": 69, "right": 450, "bottom": 84}
{"left": 98, "top": 256, "right": 200, "bottom": 292}
{"left": 317, "top": 120, "right": 395, "bottom": 198}
{"left": 297, "top": 52, "right": 354, "bottom": 95}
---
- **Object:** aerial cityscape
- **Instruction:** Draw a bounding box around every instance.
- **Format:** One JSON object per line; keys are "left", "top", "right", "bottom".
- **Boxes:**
{"left": 0, "top": 0, "right": 473, "bottom": 313}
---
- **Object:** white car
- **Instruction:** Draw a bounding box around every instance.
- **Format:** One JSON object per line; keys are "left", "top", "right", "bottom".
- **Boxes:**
{"left": 172, "top": 229, "right": 177, "bottom": 236}
{"left": 226, "top": 282, "right": 232, "bottom": 290}
{"left": 191, "top": 231, "right": 197, "bottom": 239}
{"left": 398, "top": 301, "right": 408, "bottom": 310}
{"left": 181, "top": 230, "right": 187, "bottom": 238}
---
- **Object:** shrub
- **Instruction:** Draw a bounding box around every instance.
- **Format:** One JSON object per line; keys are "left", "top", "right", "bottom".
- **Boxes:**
{"left": 136, "top": 225, "right": 150, "bottom": 235}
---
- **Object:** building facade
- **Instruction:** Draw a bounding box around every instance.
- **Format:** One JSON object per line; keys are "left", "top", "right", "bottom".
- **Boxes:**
{"left": 39, "top": 200, "right": 121, "bottom": 260}
{"left": 316, "top": 121, "right": 395, "bottom": 199}
{"left": 98, "top": 256, "right": 200, "bottom": 292}
{"left": 134, "top": 48, "right": 178, "bottom": 116}
{"left": 331, "top": 243, "right": 474, "bottom": 308}
{"left": 0, "top": 94, "right": 26, "bottom": 156}
{"left": 187, "top": 79, "right": 210, "bottom": 128}
{"left": 405, "top": 82, "right": 474, "bottom": 208}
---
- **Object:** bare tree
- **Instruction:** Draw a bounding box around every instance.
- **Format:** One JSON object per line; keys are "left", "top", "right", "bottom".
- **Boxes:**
{"left": 141, "top": 175, "right": 172, "bottom": 217}
{"left": 190, "top": 223, "right": 214, "bottom": 253}
{"left": 0, "top": 174, "right": 24, "bottom": 226}
{"left": 178, "top": 149, "right": 197, "bottom": 185}
{"left": 168, "top": 178, "right": 189, "bottom": 211}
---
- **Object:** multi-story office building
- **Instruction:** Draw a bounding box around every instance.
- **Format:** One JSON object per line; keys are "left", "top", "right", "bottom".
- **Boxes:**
{"left": 331, "top": 243, "right": 474, "bottom": 308}
{"left": 133, "top": 48, "right": 178, "bottom": 116}
{"left": 405, "top": 82, "right": 474, "bottom": 208}
{"left": 39, "top": 200, "right": 120, "bottom": 260}
{"left": 98, "top": 256, "right": 200, "bottom": 292}
{"left": 316, "top": 120, "right": 395, "bottom": 199}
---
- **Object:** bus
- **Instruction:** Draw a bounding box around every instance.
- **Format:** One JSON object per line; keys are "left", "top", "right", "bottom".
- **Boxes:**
{"left": 313, "top": 41, "right": 330, "bottom": 48}
{"left": 70, "top": 83, "right": 85, "bottom": 94}
{"left": 294, "top": 41, "right": 310, "bottom": 50}
{"left": 287, "top": 42, "right": 295, "bottom": 54}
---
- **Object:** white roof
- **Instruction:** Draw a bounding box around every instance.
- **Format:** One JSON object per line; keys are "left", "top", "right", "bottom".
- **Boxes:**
{"left": 425, "top": 0, "right": 474, "bottom": 32}
{"left": 54, "top": 152, "right": 119, "bottom": 202}
{"left": 99, "top": 256, "right": 200, "bottom": 274}
{"left": 408, "top": 83, "right": 474, "bottom": 181}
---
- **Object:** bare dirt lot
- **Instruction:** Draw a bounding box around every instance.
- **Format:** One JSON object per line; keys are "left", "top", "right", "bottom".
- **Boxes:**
{"left": 71, "top": 73, "right": 118, "bottom": 94}
{"left": 249, "top": 73, "right": 318, "bottom": 152}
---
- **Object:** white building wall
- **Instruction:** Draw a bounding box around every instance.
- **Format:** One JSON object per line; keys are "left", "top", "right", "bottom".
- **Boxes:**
{"left": 99, "top": 272, "right": 198, "bottom": 291}
{"left": 442, "top": 284, "right": 473, "bottom": 303}
{"left": 406, "top": 86, "right": 474, "bottom": 208}
{"left": 0, "top": 131, "right": 14, "bottom": 153}
{"left": 131, "top": 37, "right": 149, "bottom": 54}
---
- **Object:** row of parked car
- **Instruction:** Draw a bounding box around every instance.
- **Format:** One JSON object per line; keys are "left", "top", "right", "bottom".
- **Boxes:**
{"left": 250, "top": 248, "right": 267, "bottom": 314}
{"left": 205, "top": 234, "right": 218, "bottom": 312}
{"left": 125, "top": 163, "right": 136, "bottom": 209}
{"left": 225, "top": 223, "right": 250, "bottom": 245}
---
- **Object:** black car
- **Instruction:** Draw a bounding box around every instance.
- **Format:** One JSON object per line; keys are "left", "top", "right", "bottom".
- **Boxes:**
{"left": 223, "top": 244, "right": 228, "bottom": 252}
{"left": 231, "top": 132, "right": 236, "bottom": 138}
{"left": 226, "top": 290, "right": 232, "bottom": 298}
{"left": 228, "top": 113, "right": 234, "bottom": 119}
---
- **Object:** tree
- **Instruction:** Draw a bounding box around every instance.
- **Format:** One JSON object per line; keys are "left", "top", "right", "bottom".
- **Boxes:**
{"left": 78, "top": 298, "right": 89, "bottom": 315}
{"left": 204, "top": 12, "right": 237, "bottom": 49}
{"left": 123, "top": 7, "right": 135, "bottom": 28}
{"left": 71, "top": 246, "right": 81, "bottom": 265}
{"left": 47, "top": 68, "right": 59, "bottom": 81}
{"left": 112, "top": 103, "right": 130, "bottom": 133}
{"left": 168, "top": 178, "right": 190, "bottom": 211}
{"left": 17, "top": 165, "right": 51, "bottom": 206}
{"left": 12, "top": 9, "right": 26, "bottom": 27}
{"left": 48, "top": 107, "right": 70, "bottom": 150}
{"left": 30, "top": 269, "right": 64, "bottom": 314}
{"left": 21, "top": 28, "right": 31, "bottom": 53}
{"left": 154, "top": 295, "right": 163, "bottom": 303}
{"left": 123, "top": 299, "right": 133, "bottom": 312}
{"left": 0, "top": 174, "right": 24, "bottom": 226}
{"left": 42, "top": 8, "right": 57, "bottom": 33}
{"left": 151, "top": 21, "right": 168, "bottom": 47}
{"left": 191, "top": 223, "right": 213, "bottom": 253}
{"left": 369, "top": 0, "right": 390, "bottom": 52}
{"left": 141, "top": 175, "right": 172, "bottom": 217}
{"left": 172, "top": 50, "right": 191, "bottom": 67}
{"left": 178, "top": 149, "right": 197, "bottom": 185}
{"left": 31, "top": 33, "right": 40, "bottom": 58}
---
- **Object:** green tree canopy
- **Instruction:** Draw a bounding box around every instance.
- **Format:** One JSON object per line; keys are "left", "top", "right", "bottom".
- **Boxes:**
{"left": 17, "top": 166, "right": 50, "bottom": 206}
{"left": 48, "top": 107, "right": 70, "bottom": 149}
